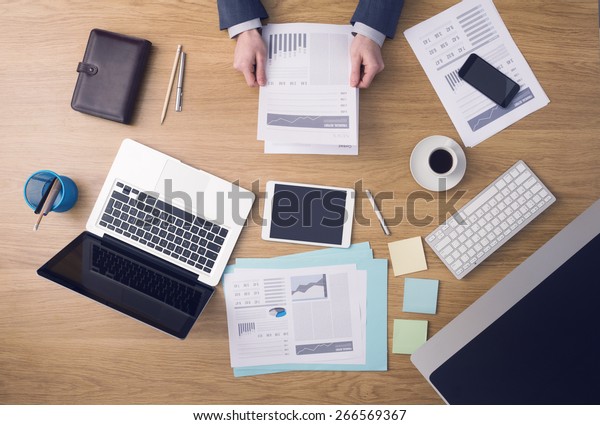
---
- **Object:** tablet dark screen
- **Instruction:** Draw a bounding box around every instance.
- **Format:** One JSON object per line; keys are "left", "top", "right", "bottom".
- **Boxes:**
{"left": 269, "top": 184, "right": 348, "bottom": 245}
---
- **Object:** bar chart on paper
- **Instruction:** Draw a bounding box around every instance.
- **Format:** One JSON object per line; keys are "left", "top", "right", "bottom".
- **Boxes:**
{"left": 258, "top": 23, "right": 359, "bottom": 153}
{"left": 268, "top": 32, "right": 307, "bottom": 60}
{"left": 404, "top": 0, "right": 549, "bottom": 147}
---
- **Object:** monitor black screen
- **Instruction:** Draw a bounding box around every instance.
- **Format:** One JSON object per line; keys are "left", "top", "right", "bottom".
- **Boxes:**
{"left": 430, "top": 232, "right": 600, "bottom": 404}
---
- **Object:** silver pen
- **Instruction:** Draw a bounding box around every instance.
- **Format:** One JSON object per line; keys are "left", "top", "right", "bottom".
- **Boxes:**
{"left": 365, "top": 189, "right": 391, "bottom": 236}
{"left": 175, "top": 52, "right": 186, "bottom": 112}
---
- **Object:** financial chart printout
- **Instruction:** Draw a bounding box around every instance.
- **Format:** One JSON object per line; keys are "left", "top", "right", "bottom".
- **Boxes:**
{"left": 404, "top": 0, "right": 549, "bottom": 147}
{"left": 223, "top": 265, "right": 365, "bottom": 368}
{"left": 258, "top": 23, "right": 358, "bottom": 150}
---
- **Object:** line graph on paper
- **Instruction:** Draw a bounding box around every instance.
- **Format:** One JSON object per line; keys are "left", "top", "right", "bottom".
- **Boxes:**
{"left": 266, "top": 114, "right": 349, "bottom": 129}
{"left": 290, "top": 274, "right": 328, "bottom": 301}
{"left": 295, "top": 341, "right": 353, "bottom": 355}
{"left": 265, "top": 89, "right": 350, "bottom": 130}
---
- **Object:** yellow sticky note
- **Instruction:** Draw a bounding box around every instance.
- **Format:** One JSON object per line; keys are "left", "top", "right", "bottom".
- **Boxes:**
{"left": 388, "top": 236, "right": 427, "bottom": 276}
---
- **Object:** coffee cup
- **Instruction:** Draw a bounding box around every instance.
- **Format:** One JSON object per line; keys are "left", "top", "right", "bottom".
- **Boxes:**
{"left": 410, "top": 135, "right": 467, "bottom": 192}
{"left": 427, "top": 144, "right": 458, "bottom": 176}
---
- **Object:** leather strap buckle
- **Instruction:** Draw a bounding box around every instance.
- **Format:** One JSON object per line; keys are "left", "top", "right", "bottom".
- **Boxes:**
{"left": 77, "top": 62, "right": 98, "bottom": 75}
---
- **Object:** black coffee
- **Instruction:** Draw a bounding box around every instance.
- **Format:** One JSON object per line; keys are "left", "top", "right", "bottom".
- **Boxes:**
{"left": 428, "top": 149, "right": 454, "bottom": 174}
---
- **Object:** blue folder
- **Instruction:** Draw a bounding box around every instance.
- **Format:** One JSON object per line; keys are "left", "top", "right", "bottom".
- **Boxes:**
{"left": 223, "top": 242, "right": 388, "bottom": 377}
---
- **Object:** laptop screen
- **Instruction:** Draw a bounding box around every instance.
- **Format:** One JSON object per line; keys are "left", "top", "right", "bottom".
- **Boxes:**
{"left": 37, "top": 232, "right": 214, "bottom": 339}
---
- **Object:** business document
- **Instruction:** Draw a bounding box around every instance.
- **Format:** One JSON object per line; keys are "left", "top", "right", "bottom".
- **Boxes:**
{"left": 223, "top": 264, "right": 366, "bottom": 368}
{"left": 257, "top": 23, "right": 359, "bottom": 155}
{"left": 404, "top": 0, "right": 549, "bottom": 147}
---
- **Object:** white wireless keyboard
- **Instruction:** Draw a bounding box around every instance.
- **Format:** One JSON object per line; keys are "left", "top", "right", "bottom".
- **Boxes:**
{"left": 426, "top": 160, "right": 556, "bottom": 279}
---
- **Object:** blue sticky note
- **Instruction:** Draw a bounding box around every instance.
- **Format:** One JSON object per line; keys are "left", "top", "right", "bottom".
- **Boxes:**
{"left": 402, "top": 278, "right": 439, "bottom": 314}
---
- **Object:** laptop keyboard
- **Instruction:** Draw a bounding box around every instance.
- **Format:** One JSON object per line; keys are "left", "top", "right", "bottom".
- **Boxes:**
{"left": 98, "top": 180, "right": 229, "bottom": 275}
{"left": 91, "top": 244, "right": 201, "bottom": 315}
{"left": 426, "top": 161, "right": 556, "bottom": 280}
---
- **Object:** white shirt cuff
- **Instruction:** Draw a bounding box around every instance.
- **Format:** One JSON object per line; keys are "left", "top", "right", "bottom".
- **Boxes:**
{"left": 352, "top": 22, "right": 386, "bottom": 47}
{"left": 227, "top": 18, "right": 263, "bottom": 39}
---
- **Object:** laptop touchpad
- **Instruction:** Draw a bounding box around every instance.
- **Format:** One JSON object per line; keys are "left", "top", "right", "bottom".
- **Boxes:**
{"left": 154, "top": 160, "right": 210, "bottom": 213}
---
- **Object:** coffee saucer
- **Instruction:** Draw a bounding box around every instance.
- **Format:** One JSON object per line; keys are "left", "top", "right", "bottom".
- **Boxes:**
{"left": 410, "top": 135, "right": 467, "bottom": 192}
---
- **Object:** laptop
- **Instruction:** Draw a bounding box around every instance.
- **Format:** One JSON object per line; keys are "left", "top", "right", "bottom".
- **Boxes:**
{"left": 411, "top": 198, "right": 600, "bottom": 404}
{"left": 38, "top": 139, "right": 255, "bottom": 339}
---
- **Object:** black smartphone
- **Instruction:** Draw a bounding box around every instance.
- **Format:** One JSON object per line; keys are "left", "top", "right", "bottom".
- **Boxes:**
{"left": 458, "top": 53, "right": 520, "bottom": 108}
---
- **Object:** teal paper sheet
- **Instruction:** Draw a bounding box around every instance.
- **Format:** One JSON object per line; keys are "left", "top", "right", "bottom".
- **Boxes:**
{"left": 224, "top": 242, "right": 388, "bottom": 377}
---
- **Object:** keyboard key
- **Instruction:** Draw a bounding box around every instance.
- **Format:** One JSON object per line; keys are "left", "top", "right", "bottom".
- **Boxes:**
{"left": 207, "top": 242, "right": 221, "bottom": 253}
{"left": 435, "top": 236, "right": 451, "bottom": 251}
{"left": 112, "top": 191, "right": 129, "bottom": 203}
{"left": 515, "top": 171, "right": 531, "bottom": 185}
{"left": 524, "top": 177, "right": 536, "bottom": 189}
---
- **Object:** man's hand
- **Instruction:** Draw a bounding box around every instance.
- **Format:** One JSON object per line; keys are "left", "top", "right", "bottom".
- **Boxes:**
{"left": 233, "top": 29, "right": 267, "bottom": 87}
{"left": 350, "top": 34, "right": 385, "bottom": 89}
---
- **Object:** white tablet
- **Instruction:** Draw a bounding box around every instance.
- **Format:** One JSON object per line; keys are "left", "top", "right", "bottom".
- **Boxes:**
{"left": 262, "top": 181, "right": 355, "bottom": 248}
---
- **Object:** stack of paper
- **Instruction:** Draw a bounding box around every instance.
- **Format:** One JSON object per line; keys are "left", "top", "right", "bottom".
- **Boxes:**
{"left": 257, "top": 23, "right": 359, "bottom": 155}
{"left": 223, "top": 242, "right": 387, "bottom": 377}
{"left": 404, "top": 0, "right": 549, "bottom": 147}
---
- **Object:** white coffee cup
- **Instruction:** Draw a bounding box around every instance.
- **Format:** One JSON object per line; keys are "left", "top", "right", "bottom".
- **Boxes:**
{"left": 427, "top": 141, "right": 459, "bottom": 177}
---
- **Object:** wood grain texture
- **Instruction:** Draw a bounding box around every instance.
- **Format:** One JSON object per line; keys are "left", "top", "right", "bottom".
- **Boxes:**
{"left": 0, "top": 0, "right": 599, "bottom": 405}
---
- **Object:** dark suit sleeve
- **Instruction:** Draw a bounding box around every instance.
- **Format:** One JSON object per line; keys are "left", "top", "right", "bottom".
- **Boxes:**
{"left": 217, "top": 0, "right": 269, "bottom": 30}
{"left": 351, "top": 0, "right": 405, "bottom": 39}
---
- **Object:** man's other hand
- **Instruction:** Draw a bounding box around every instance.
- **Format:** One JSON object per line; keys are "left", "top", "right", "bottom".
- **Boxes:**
{"left": 233, "top": 29, "right": 267, "bottom": 87}
{"left": 350, "top": 34, "right": 384, "bottom": 89}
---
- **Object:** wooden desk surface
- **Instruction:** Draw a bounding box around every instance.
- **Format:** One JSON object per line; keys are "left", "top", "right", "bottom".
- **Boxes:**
{"left": 1, "top": 0, "right": 598, "bottom": 404}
